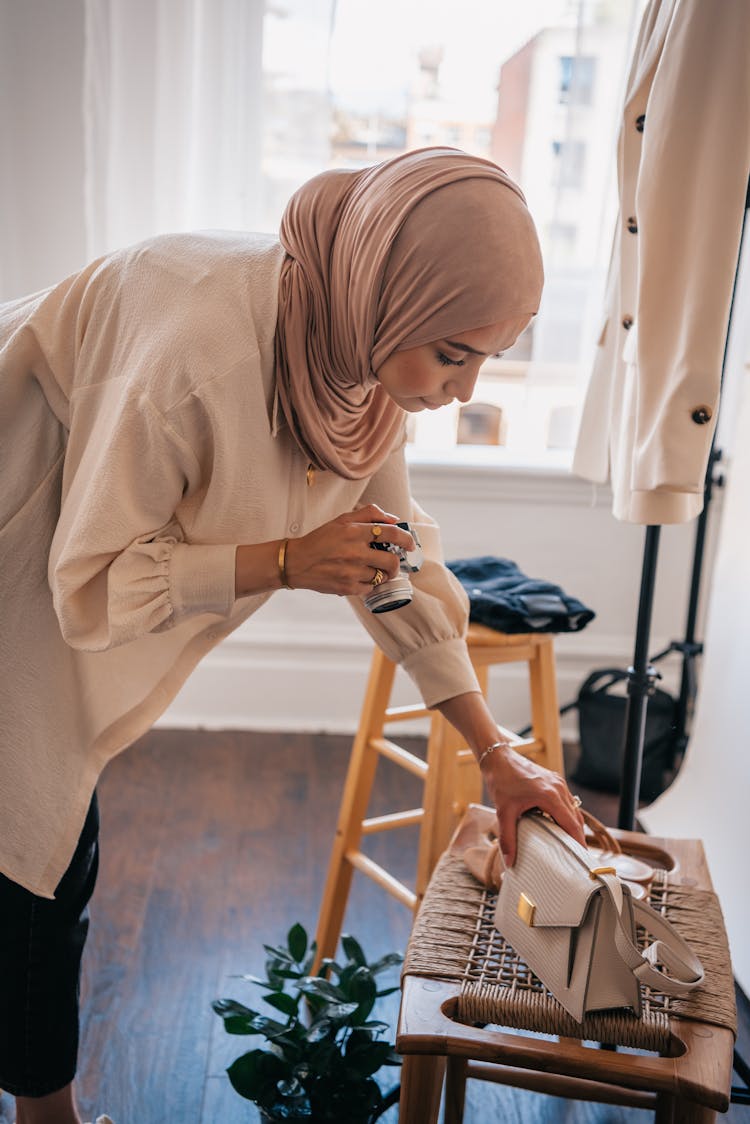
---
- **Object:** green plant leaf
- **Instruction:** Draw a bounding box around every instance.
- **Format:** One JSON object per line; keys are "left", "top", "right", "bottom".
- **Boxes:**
{"left": 341, "top": 934, "right": 366, "bottom": 966}
{"left": 212, "top": 998, "right": 266, "bottom": 1034}
{"left": 344, "top": 1038, "right": 396, "bottom": 1077}
{"left": 306, "top": 1018, "right": 332, "bottom": 1043}
{"left": 264, "top": 991, "right": 299, "bottom": 1017}
{"left": 263, "top": 943, "right": 296, "bottom": 963}
{"left": 374, "top": 985, "right": 401, "bottom": 998}
{"left": 212, "top": 998, "right": 260, "bottom": 1020}
{"left": 227, "top": 1048, "right": 290, "bottom": 1106}
{"left": 272, "top": 967, "right": 306, "bottom": 981}
{"left": 323, "top": 1000, "right": 359, "bottom": 1021}
{"left": 247, "top": 1014, "right": 292, "bottom": 1038}
{"left": 368, "top": 951, "right": 404, "bottom": 974}
{"left": 346, "top": 967, "right": 377, "bottom": 1022}
{"left": 287, "top": 922, "right": 308, "bottom": 963}
{"left": 297, "top": 976, "right": 346, "bottom": 1002}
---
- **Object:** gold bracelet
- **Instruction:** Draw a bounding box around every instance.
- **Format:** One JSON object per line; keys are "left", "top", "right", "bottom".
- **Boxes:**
{"left": 278, "top": 538, "right": 293, "bottom": 589}
{"left": 477, "top": 740, "right": 511, "bottom": 769}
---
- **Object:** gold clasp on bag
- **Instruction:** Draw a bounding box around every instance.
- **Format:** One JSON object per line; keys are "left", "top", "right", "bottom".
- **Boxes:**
{"left": 589, "top": 866, "right": 617, "bottom": 880}
{"left": 518, "top": 892, "right": 536, "bottom": 926}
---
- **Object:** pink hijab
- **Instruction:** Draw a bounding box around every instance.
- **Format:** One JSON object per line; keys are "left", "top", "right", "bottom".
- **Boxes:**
{"left": 275, "top": 146, "right": 543, "bottom": 479}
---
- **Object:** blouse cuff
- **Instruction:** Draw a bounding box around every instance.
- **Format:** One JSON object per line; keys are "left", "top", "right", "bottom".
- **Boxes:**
{"left": 401, "top": 636, "right": 481, "bottom": 709}
{"left": 168, "top": 542, "right": 238, "bottom": 618}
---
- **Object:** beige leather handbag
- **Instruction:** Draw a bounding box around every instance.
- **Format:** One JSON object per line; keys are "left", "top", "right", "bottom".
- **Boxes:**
{"left": 494, "top": 811, "right": 705, "bottom": 1022}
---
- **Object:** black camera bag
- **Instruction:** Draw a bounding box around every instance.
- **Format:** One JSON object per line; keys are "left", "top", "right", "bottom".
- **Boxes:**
{"left": 571, "top": 668, "right": 677, "bottom": 802}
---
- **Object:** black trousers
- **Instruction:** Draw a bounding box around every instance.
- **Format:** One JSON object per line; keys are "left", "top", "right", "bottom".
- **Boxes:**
{"left": 0, "top": 790, "right": 99, "bottom": 1097}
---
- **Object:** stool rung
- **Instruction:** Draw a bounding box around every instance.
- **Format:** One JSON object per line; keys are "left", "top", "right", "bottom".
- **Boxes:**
{"left": 516, "top": 737, "right": 543, "bottom": 756}
{"left": 370, "top": 737, "right": 428, "bottom": 778}
{"left": 361, "top": 809, "right": 425, "bottom": 834}
{"left": 384, "top": 703, "right": 431, "bottom": 722}
{"left": 345, "top": 849, "right": 417, "bottom": 909}
{"left": 464, "top": 1061, "right": 656, "bottom": 1109}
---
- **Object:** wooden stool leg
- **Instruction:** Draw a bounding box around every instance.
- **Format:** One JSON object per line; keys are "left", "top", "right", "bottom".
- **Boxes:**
{"left": 528, "top": 638, "right": 564, "bottom": 775}
{"left": 655, "top": 1095, "right": 716, "bottom": 1123}
{"left": 314, "top": 649, "right": 397, "bottom": 965}
{"left": 415, "top": 714, "right": 456, "bottom": 907}
{"left": 444, "top": 1057, "right": 469, "bottom": 1124}
{"left": 399, "top": 1055, "right": 445, "bottom": 1124}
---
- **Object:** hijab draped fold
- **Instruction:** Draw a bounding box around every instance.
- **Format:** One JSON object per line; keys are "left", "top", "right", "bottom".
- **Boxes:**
{"left": 275, "top": 146, "right": 544, "bottom": 479}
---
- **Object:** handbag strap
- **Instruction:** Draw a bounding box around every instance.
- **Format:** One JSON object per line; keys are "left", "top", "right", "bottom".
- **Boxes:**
{"left": 599, "top": 875, "right": 705, "bottom": 996}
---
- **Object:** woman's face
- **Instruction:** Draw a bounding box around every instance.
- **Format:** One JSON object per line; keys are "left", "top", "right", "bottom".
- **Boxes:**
{"left": 374, "top": 315, "right": 532, "bottom": 413}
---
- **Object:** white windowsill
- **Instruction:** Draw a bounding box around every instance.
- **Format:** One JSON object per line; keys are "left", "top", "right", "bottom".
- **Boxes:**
{"left": 406, "top": 444, "right": 574, "bottom": 474}
{"left": 405, "top": 444, "right": 611, "bottom": 507}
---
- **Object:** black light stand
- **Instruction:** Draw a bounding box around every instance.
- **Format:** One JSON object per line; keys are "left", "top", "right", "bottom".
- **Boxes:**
{"left": 616, "top": 174, "right": 750, "bottom": 832}
{"left": 616, "top": 174, "right": 750, "bottom": 1106}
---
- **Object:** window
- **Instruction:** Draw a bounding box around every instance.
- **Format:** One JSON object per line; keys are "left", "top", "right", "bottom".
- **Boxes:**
{"left": 260, "top": 1, "right": 645, "bottom": 462}
{"left": 558, "top": 55, "right": 597, "bottom": 106}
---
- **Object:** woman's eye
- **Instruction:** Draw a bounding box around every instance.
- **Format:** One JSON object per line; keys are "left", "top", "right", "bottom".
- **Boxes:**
{"left": 436, "top": 352, "right": 465, "bottom": 367}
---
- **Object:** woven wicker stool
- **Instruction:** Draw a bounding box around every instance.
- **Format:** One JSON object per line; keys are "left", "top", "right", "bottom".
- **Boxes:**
{"left": 397, "top": 821, "right": 736, "bottom": 1123}
{"left": 314, "top": 623, "right": 564, "bottom": 965}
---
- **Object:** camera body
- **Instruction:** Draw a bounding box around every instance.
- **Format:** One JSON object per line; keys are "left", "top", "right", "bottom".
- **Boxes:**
{"left": 363, "top": 521, "right": 423, "bottom": 614}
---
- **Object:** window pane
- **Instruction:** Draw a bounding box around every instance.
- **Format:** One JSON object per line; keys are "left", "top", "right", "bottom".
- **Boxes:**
{"left": 260, "top": 0, "right": 646, "bottom": 461}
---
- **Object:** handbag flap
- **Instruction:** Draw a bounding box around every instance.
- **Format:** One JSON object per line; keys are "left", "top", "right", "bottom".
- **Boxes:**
{"left": 503, "top": 813, "right": 623, "bottom": 929}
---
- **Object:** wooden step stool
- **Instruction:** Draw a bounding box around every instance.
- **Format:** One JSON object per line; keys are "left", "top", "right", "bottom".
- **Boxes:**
{"left": 397, "top": 827, "right": 736, "bottom": 1122}
{"left": 314, "top": 623, "right": 564, "bottom": 964}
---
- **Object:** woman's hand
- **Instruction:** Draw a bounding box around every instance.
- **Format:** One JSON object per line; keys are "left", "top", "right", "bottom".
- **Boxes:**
{"left": 434, "top": 690, "right": 585, "bottom": 867}
{"left": 284, "top": 504, "right": 415, "bottom": 596}
{"left": 480, "top": 744, "right": 586, "bottom": 867}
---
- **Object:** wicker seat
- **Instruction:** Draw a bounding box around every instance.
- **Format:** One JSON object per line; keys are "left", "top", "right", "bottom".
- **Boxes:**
{"left": 397, "top": 817, "right": 736, "bottom": 1123}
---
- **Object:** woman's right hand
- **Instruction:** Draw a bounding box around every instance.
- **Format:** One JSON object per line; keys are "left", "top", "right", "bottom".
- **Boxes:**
{"left": 284, "top": 504, "right": 416, "bottom": 596}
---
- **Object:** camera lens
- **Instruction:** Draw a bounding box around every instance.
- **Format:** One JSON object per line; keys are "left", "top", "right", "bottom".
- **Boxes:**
{"left": 363, "top": 575, "right": 413, "bottom": 614}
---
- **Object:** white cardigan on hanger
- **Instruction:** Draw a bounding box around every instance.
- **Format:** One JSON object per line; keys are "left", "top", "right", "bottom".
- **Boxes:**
{"left": 572, "top": 0, "right": 750, "bottom": 525}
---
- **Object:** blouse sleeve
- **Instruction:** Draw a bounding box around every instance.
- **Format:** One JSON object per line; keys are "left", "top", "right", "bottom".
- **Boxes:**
{"left": 348, "top": 435, "right": 481, "bottom": 708}
{"left": 49, "top": 383, "right": 237, "bottom": 651}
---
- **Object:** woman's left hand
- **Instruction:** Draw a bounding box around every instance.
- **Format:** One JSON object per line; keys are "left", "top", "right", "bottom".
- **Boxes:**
{"left": 480, "top": 744, "right": 586, "bottom": 867}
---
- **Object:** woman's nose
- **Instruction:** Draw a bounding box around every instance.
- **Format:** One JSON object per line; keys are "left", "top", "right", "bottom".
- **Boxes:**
{"left": 446, "top": 370, "right": 479, "bottom": 403}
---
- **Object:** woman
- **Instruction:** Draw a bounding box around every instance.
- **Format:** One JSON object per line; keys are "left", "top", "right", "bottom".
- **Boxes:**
{"left": 0, "top": 147, "right": 585, "bottom": 1124}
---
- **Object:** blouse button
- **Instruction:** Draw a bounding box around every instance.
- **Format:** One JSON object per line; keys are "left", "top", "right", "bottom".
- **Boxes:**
{"left": 622, "top": 315, "right": 634, "bottom": 330}
{"left": 691, "top": 406, "right": 712, "bottom": 425}
{"left": 626, "top": 216, "right": 638, "bottom": 234}
{"left": 635, "top": 113, "right": 646, "bottom": 132}
{"left": 289, "top": 521, "right": 300, "bottom": 533}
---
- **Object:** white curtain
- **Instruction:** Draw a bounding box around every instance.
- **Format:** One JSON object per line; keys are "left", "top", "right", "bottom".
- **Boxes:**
{"left": 83, "top": 0, "right": 266, "bottom": 258}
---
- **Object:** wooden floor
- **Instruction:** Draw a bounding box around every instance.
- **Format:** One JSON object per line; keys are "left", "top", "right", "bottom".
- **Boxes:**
{"left": 0, "top": 727, "right": 747, "bottom": 1123}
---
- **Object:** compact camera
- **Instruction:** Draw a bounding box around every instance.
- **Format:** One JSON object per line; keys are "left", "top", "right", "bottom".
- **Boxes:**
{"left": 363, "top": 521, "right": 423, "bottom": 614}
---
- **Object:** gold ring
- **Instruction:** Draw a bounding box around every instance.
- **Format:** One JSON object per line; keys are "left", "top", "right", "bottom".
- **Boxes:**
{"left": 371, "top": 568, "right": 385, "bottom": 587}
{"left": 371, "top": 525, "right": 382, "bottom": 540}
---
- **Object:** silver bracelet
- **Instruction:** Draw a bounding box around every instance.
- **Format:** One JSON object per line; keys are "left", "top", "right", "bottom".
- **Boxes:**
{"left": 477, "top": 739, "right": 512, "bottom": 769}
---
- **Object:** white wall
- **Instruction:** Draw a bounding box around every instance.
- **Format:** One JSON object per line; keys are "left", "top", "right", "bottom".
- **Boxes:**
{"left": 0, "top": 0, "right": 88, "bottom": 299}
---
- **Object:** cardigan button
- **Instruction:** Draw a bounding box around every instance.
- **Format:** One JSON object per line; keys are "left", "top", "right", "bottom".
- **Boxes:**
{"left": 691, "top": 406, "right": 712, "bottom": 425}
{"left": 635, "top": 113, "right": 646, "bottom": 132}
{"left": 626, "top": 216, "right": 638, "bottom": 234}
{"left": 622, "top": 315, "right": 634, "bottom": 330}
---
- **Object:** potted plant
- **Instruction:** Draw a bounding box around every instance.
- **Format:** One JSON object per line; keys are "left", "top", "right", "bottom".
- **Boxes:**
{"left": 212, "top": 922, "right": 403, "bottom": 1123}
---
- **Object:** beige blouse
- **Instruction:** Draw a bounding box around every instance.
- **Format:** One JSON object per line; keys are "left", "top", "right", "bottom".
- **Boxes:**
{"left": 0, "top": 231, "right": 479, "bottom": 898}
